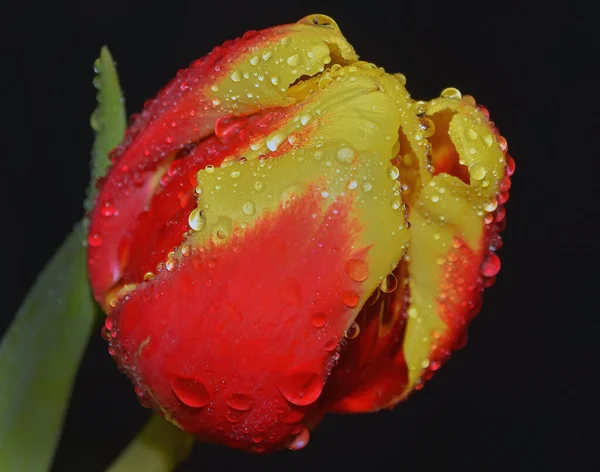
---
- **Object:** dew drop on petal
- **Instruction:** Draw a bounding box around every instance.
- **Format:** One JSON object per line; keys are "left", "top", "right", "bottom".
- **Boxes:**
{"left": 441, "top": 87, "right": 462, "bottom": 100}
{"left": 242, "top": 201, "right": 256, "bottom": 216}
{"left": 324, "top": 338, "right": 338, "bottom": 352}
{"left": 266, "top": 131, "right": 287, "bottom": 152}
{"left": 311, "top": 312, "right": 326, "bottom": 328}
{"left": 484, "top": 197, "right": 498, "bottom": 212}
{"left": 188, "top": 208, "right": 206, "bottom": 231}
{"left": 470, "top": 163, "right": 487, "bottom": 181}
{"left": 336, "top": 147, "right": 355, "bottom": 164}
{"left": 379, "top": 273, "right": 398, "bottom": 293}
{"left": 318, "top": 76, "right": 333, "bottom": 89}
{"left": 225, "top": 393, "right": 253, "bottom": 411}
{"left": 100, "top": 201, "right": 115, "bottom": 217}
{"left": 279, "top": 372, "right": 323, "bottom": 406}
{"left": 288, "top": 427, "right": 310, "bottom": 451}
{"left": 481, "top": 253, "right": 501, "bottom": 277}
{"left": 345, "top": 259, "right": 369, "bottom": 282}
{"left": 341, "top": 290, "right": 360, "bottom": 307}
{"left": 345, "top": 322, "right": 360, "bottom": 339}
{"left": 387, "top": 165, "right": 400, "bottom": 180}
{"left": 287, "top": 54, "right": 301, "bottom": 67}
{"left": 172, "top": 377, "right": 210, "bottom": 408}
{"left": 300, "top": 114, "right": 312, "bottom": 126}
{"left": 88, "top": 233, "right": 103, "bottom": 247}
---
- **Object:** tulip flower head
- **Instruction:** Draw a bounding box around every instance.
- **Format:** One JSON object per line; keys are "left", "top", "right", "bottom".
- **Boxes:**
{"left": 88, "top": 14, "right": 514, "bottom": 453}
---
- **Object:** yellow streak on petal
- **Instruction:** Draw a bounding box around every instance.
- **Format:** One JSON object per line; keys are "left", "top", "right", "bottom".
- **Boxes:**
{"left": 185, "top": 142, "right": 408, "bottom": 335}
{"left": 399, "top": 96, "right": 507, "bottom": 396}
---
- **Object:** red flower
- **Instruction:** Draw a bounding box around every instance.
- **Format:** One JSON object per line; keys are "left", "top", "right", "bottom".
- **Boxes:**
{"left": 88, "top": 14, "right": 514, "bottom": 453}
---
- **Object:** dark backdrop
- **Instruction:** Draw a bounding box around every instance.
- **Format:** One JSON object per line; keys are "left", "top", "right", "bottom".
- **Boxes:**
{"left": 2, "top": 1, "right": 598, "bottom": 471}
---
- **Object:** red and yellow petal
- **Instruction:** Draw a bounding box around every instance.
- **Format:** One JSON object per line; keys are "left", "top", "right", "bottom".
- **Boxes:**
{"left": 106, "top": 142, "right": 408, "bottom": 451}
{"left": 90, "top": 13, "right": 514, "bottom": 453}
{"left": 401, "top": 94, "right": 510, "bottom": 395}
{"left": 98, "top": 18, "right": 420, "bottom": 450}
{"left": 319, "top": 93, "right": 513, "bottom": 411}
{"left": 88, "top": 15, "right": 358, "bottom": 300}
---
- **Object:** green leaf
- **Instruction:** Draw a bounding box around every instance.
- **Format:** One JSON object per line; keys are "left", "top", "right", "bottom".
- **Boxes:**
{"left": 107, "top": 415, "right": 195, "bottom": 472}
{"left": 0, "top": 46, "right": 127, "bottom": 470}
{"left": 0, "top": 223, "right": 95, "bottom": 472}
{"left": 85, "top": 46, "right": 127, "bottom": 212}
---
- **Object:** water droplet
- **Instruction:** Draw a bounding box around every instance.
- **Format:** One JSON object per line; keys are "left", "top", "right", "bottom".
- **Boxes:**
{"left": 347, "top": 180, "right": 358, "bottom": 190}
{"left": 188, "top": 208, "right": 206, "bottom": 231}
{"left": 318, "top": 76, "right": 333, "bottom": 89}
{"left": 407, "top": 306, "right": 418, "bottom": 318}
{"left": 279, "top": 372, "right": 323, "bottom": 406}
{"left": 230, "top": 170, "right": 241, "bottom": 179}
{"left": 470, "top": 163, "right": 487, "bottom": 181}
{"left": 288, "top": 427, "right": 310, "bottom": 451}
{"left": 324, "top": 338, "right": 338, "bottom": 351}
{"left": 262, "top": 51, "right": 273, "bottom": 61}
{"left": 254, "top": 181, "right": 263, "bottom": 191}
{"left": 481, "top": 253, "right": 501, "bottom": 277}
{"left": 88, "top": 233, "right": 103, "bottom": 247}
{"left": 345, "top": 259, "right": 369, "bottom": 282}
{"left": 205, "top": 165, "right": 215, "bottom": 173}
{"left": 90, "top": 109, "right": 102, "bottom": 131}
{"left": 362, "top": 182, "right": 373, "bottom": 192}
{"left": 336, "top": 147, "right": 355, "bottom": 164}
{"left": 226, "top": 410, "right": 241, "bottom": 423}
{"left": 270, "top": 76, "right": 281, "bottom": 86}
{"left": 172, "top": 377, "right": 210, "bottom": 408}
{"left": 388, "top": 165, "right": 400, "bottom": 180}
{"left": 484, "top": 197, "right": 498, "bottom": 212}
{"left": 466, "top": 128, "right": 478, "bottom": 140}
{"left": 143, "top": 272, "right": 154, "bottom": 280}
{"left": 419, "top": 117, "right": 436, "bottom": 138}
{"left": 451, "top": 237, "right": 463, "bottom": 249}
{"left": 211, "top": 84, "right": 220, "bottom": 92}
{"left": 380, "top": 273, "right": 398, "bottom": 293}
{"left": 497, "top": 135, "right": 508, "bottom": 152}
{"left": 230, "top": 70, "right": 242, "bottom": 82}
{"left": 311, "top": 312, "right": 326, "bottom": 328}
{"left": 441, "top": 87, "right": 462, "bottom": 100}
{"left": 266, "top": 131, "right": 287, "bottom": 152}
{"left": 341, "top": 290, "right": 360, "bottom": 307}
{"left": 300, "top": 114, "right": 312, "bottom": 126}
{"left": 100, "top": 201, "right": 115, "bottom": 217}
{"left": 166, "top": 258, "right": 178, "bottom": 272}
{"left": 225, "top": 393, "right": 253, "bottom": 411}
{"left": 394, "top": 72, "right": 407, "bottom": 85}
{"left": 287, "top": 54, "right": 301, "bottom": 67}
{"left": 242, "top": 201, "right": 256, "bottom": 216}
{"left": 345, "top": 322, "right": 360, "bottom": 339}
{"left": 431, "top": 195, "right": 440, "bottom": 203}
{"left": 280, "top": 37, "right": 291, "bottom": 47}
{"left": 249, "top": 55, "right": 260, "bottom": 66}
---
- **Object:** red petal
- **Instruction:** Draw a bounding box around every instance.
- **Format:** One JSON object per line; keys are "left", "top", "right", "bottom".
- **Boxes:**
{"left": 107, "top": 188, "right": 368, "bottom": 452}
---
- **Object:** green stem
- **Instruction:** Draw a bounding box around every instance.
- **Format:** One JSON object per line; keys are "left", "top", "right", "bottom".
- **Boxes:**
{"left": 106, "top": 415, "right": 195, "bottom": 472}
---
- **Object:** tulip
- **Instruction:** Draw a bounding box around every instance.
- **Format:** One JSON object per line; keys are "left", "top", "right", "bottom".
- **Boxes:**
{"left": 87, "top": 14, "right": 514, "bottom": 453}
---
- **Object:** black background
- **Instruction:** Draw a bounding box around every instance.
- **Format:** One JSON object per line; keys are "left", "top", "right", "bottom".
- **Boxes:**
{"left": 2, "top": 1, "right": 598, "bottom": 471}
